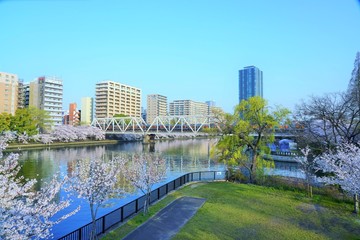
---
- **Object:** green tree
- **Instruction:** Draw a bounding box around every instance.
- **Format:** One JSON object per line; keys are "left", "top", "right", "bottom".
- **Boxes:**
{"left": 10, "top": 108, "right": 38, "bottom": 135}
{"left": 113, "top": 113, "right": 128, "bottom": 118}
{"left": 113, "top": 114, "right": 131, "bottom": 125}
{"left": 210, "top": 108, "right": 235, "bottom": 134}
{"left": 10, "top": 107, "right": 52, "bottom": 135}
{"left": 214, "top": 96, "right": 290, "bottom": 183}
{"left": 28, "top": 106, "right": 52, "bottom": 133}
{"left": 0, "top": 112, "right": 12, "bottom": 133}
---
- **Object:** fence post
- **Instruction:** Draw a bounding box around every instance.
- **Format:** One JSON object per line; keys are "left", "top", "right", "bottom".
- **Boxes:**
{"left": 79, "top": 228, "right": 82, "bottom": 240}
{"left": 121, "top": 206, "right": 124, "bottom": 222}
{"left": 102, "top": 216, "right": 106, "bottom": 233}
{"left": 158, "top": 187, "right": 160, "bottom": 199}
{"left": 200, "top": 172, "right": 201, "bottom": 180}
{"left": 173, "top": 179, "right": 175, "bottom": 189}
{"left": 214, "top": 171, "right": 216, "bottom": 180}
{"left": 166, "top": 183, "right": 168, "bottom": 194}
{"left": 136, "top": 199, "right": 138, "bottom": 213}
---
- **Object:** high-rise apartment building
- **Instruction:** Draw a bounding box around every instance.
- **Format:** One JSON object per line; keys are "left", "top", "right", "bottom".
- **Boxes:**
{"left": 29, "top": 76, "right": 63, "bottom": 126}
{"left": 67, "top": 103, "right": 80, "bottom": 126}
{"left": 146, "top": 94, "right": 167, "bottom": 123}
{"left": 169, "top": 100, "right": 208, "bottom": 116}
{"left": 239, "top": 66, "right": 263, "bottom": 102}
{"left": 205, "top": 100, "right": 216, "bottom": 108}
{"left": 95, "top": 81, "right": 141, "bottom": 118}
{"left": 141, "top": 107, "right": 147, "bottom": 122}
{"left": 81, "top": 97, "right": 94, "bottom": 125}
{"left": 17, "top": 79, "right": 25, "bottom": 109}
{"left": 205, "top": 101, "right": 223, "bottom": 115}
{"left": 0, "top": 72, "right": 19, "bottom": 115}
{"left": 22, "top": 83, "right": 30, "bottom": 107}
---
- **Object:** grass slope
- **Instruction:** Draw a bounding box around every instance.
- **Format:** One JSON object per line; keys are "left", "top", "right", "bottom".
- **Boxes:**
{"left": 103, "top": 182, "right": 360, "bottom": 240}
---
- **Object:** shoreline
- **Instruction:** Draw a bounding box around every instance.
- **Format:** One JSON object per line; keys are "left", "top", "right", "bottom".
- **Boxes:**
{"left": 4, "top": 140, "right": 119, "bottom": 151}
{"left": 4, "top": 133, "right": 221, "bottom": 152}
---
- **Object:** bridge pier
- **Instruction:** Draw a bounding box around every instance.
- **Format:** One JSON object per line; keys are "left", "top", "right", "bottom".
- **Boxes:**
{"left": 143, "top": 134, "right": 156, "bottom": 144}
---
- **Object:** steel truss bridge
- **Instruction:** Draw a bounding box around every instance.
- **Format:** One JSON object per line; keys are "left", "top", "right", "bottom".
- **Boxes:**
{"left": 91, "top": 115, "right": 221, "bottom": 135}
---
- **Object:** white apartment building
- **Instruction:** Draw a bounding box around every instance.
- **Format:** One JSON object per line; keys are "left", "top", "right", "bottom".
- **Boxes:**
{"left": 169, "top": 100, "right": 209, "bottom": 116}
{"left": 95, "top": 81, "right": 141, "bottom": 118}
{"left": 146, "top": 94, "right": 167, "bottom": 124}
{"left": 81, "top": 97, "right": 94, "bottom": 125}
{"left": 0, "top": 72, "right": 19, "bottom": 115}
{"left": 29, "top": 76, "right": 63, "bottom": 126}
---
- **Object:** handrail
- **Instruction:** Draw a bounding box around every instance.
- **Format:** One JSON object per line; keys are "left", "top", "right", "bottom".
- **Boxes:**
{"left": 58, "top": 170, "right": 227, "bottom": 240}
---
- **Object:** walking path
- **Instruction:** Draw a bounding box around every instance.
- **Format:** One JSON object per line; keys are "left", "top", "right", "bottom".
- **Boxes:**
{"left": 122, "top": 196, "right": 206, "bottom": 240}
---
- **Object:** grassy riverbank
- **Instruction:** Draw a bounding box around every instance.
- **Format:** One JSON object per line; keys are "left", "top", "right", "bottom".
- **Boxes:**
{"left": 5, "top": 140, "right": 118, "bottom": 151}
{"left": 103, "top": 182, "right": 360, "bottom": 240}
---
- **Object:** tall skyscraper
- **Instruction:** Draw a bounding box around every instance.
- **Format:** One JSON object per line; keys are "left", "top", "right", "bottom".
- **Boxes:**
{"left": 347, "top": 52, "right": 360, "bottom": 102}
{"left": 146, "top": 94, "right": 167, "bottom": 123}
{"left": 0, "top": 72, "right": 19, "bottom": 115}
{"left": 95, "top": 80, "right": 141, "bottom": 118}
{"left": 81, "top": 97, "right": 94, "bottom": 125}
{"left": 239, "top": 66, "right": 263, "bottom": 103}
{"left": 29, "top": 76, "right": 63, "bottom": 126}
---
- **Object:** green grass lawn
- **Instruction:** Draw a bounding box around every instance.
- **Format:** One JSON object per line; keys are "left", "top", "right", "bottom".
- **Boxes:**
{"left": 103, "top": 182, "right": 360, "bottom": 240}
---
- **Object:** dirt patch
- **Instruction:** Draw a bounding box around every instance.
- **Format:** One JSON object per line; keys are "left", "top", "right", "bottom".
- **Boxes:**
{"left": 297, "top": 203, "right": 327, "bottom": 214}
{"left": 295, "top": 203, "right": 360, "bottom": 238}
{"left": 190, "top": 182, "right": 208, "bottom": 188}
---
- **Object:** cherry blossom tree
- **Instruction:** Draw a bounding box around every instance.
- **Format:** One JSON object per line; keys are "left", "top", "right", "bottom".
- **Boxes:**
{"left": 0, "top": 140, "right": 79, "bottom": 239}
{"left": 40, "top": 134, "right": 54, "bottom": 145}
{"left": 68, "top": 156, "right": 126, "bottom": 240}
{"left": 50, "top": 125, "right": 105, "bottom": 142}
{"left": 51, "top": 125, "right": 78, "bottom": 142}
{"left": 17, "top": 132, "right": 29, "bottom": 144}
{"left": 1, "top": 125, "right": 105, "bottom": 145}
{"left": 315, "top": 142, "right": 360, "bottom": 214}
{"left": 85, "top": 126, "right": 105, "bottom": 140}
{"left": 30, "top": 134, "right": 41, "bottom": 143}
{"left": 1, "top": 131, "right": 17, "bottom": 143}
{"left": 295, "top": 147, "right": 316, "bottom": 198}
{"left": 72, "top": 126, "right": 88, "bottom": 141}
{"left": 122, "top": 154, "right": 166, "bottom": 215}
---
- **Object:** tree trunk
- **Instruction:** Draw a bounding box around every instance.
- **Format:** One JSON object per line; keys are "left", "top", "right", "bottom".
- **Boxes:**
{"left": 354, "top": 194, "right": 359, "bottom": 214}
{"left": 143, "top": 191, "right": 151, "bottom": 215}
{"left": 306, "top": 178, "right": 313, "bottom": 198}
{"left": 307, "top": 183, "right": 313, "bottom": 198}
{"left": 248, "top": 170, "right": 253, "bottom": 183}
{"left": 89, "top": 203, "right": 98, "bottom": 240}
{"left": 250, "top": 151, "right": 258, "bottom": 184}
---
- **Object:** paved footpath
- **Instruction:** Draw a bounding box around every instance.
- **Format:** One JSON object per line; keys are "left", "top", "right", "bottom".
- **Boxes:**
{"left": 123, "top": 196, "right": 206, "bottom": 240}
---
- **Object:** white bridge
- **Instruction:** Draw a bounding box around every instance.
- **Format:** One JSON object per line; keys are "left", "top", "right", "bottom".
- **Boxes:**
{"left": 91, "top": 115, "right": 221, "bottom": 135}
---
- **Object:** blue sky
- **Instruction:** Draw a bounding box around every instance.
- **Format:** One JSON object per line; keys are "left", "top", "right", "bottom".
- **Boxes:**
{"left": 1, "top": 0, "right": 359, "bottom": 113}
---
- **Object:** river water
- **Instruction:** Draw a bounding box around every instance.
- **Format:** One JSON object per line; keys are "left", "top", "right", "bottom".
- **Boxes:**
{"left": 15, "top": 138, "right": 302, "bottom": 239}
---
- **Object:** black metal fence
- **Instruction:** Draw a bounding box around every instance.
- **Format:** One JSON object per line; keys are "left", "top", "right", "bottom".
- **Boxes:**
{"left": 58, "top": 170, "right": 226, "bottom": 240}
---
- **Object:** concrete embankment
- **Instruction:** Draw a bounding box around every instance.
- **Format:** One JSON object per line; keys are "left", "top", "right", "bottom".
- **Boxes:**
{"left": 5, "top": 140, "right": 118, "bottom": 151}
{"left": 264, "top": 154, "right": 297, "bottom": 163}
